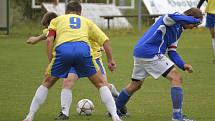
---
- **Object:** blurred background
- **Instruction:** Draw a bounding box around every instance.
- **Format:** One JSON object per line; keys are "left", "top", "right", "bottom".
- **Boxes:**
{"left": 1, "top": 0, "right": 206, "bottom": 34}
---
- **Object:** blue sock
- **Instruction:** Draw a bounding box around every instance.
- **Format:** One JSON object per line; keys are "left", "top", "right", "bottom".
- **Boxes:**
{"left": 116, "top": 89, "right": 130, "bottom": 110}
{"left": 171, "top": 87, "right": 183, "bottom": 119}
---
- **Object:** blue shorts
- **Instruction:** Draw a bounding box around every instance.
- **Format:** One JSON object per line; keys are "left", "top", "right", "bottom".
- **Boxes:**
{"left": 206, "top": 13, "right": 215, "bottom": 28}
{"left": 47, "top": 41, "right": 98, "bottom": 78}
{"left": 69, "top": 57, "right": 106, "bottom": 77}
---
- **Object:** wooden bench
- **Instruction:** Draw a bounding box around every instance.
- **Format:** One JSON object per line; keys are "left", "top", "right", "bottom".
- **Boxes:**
{"left": 100, "top": 14, "right": 163, "bottom": 29}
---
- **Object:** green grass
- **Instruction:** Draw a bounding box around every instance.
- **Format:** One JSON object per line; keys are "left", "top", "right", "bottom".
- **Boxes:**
{"left": 0, "top": 23, "right": 215, "bottom": 121}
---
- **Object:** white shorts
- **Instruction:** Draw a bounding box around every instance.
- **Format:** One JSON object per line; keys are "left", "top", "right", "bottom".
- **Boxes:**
{"left": 132, "top": 55, "right": 174, "bottom": 80}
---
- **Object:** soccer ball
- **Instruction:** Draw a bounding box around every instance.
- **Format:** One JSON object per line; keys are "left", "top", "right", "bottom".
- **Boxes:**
{"left": 76, "top": 99, "right": 94, "bottom": 116}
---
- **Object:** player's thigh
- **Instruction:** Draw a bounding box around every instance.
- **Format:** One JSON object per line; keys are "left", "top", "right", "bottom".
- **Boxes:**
{"left": 143, "top": 56, "right": 174, "bottom": 79}
{"left": 63, "top": 69, "right": 79, "bottom": 89}
{"left": 132, "top": 57, "right": 149, "bottom": 81}
{"left": 206, "top": 13, "right": 215, "bottom": 37}
{"left": 165, "top": 67, "right": 183, "bottom": 86}
{"left": 209, "top": 28, "right": 215, "bottom": 38}
{"left": 42, "top": 74, "right": 59, "bottom": 89}
{"left": 88, "top": 70, "right": 108, "bottom": 89}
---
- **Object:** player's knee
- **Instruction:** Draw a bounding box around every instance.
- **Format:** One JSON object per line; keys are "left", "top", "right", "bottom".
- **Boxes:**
{"left": 42, "top": 75, "right": 57, "bottom": 89}
{"left": 98, "top": 82, "right": 107, "bottom": 88}
{"left": 176, "top": 74, "right": 183, "bottom": 83}
{"left": 94, "top": 79, "right": 107, "bottom": 89}
{"left": 63, "top": 79, "right": 74, "bottom": 89}
{"left": 172, "top": 74, "right": 183, "bottom": 85}
{"left": 107, "top": 83, "right": 112, "bottom": 90}
{"left": 42, "top": 77, "right": 53, "bottom": 88}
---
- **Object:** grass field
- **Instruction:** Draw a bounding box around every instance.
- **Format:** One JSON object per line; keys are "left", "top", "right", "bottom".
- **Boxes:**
{"left": 0, "top": 22, "right": 215, "bottom": 121}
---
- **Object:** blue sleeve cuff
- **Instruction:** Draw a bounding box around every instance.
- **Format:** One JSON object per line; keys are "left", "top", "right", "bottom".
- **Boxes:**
{"left": 168, "top": 51, "right": 185, "bottom": 70}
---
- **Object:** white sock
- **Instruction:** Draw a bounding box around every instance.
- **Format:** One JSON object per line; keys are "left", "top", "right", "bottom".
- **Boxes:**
{"left": 99, "top": 86, "right": 119, "bottom": 118}
{"left": 212, "top": 38, "right": 215, "bottom": 54}
{"left": 110, "top": 84, "right": 119, "bottom": 97}
{"left": 61, "top": 88, "right": 72, "bottom": 116}
{"left": 26, "top": 85, "right": 48, "bottom": 120}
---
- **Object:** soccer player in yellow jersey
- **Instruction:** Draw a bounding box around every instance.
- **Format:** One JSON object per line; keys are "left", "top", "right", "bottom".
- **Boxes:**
{"left": 23, "top": 1, "right": 122, "bottom": 121}
{"left": 197, "top": 0, "right": 215, "bottom": 63}
{"left": 26, "top": 11, "right": 124, "bottom": 120}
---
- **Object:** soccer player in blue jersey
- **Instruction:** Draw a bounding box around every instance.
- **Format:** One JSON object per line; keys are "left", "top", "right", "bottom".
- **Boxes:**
{"left": 197, "top": 0, "right": 215, "bottom": 63}
{"left": 115, "top": 8, "right": 203, "bottom": 121}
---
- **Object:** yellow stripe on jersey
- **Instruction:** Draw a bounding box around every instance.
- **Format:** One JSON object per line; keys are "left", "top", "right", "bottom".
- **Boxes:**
{"left": 42, "top": 28, "right": 48, "bottom": 36}
{"left": 206, "top": 0, "right": 215, "bottom": 14}
{"left": 90, "top": 41, "right": 102, "bottom": 59}
{"left": 48, "top": 14, "right": 108, "bottom": 49}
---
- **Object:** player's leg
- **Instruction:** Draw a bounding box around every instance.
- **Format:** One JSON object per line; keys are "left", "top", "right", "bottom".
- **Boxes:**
{"left": 61, "top": 73, "right": 78, "bottom": 115}
{"left": 165, "top": 67, "right": 184, "bottom": 120}
{"left": 23, "top": 75, "right": 59, "bottom": 121}
{"left": 206, "top": 13, "right": 215, "bottom": 63}
{"left": 116, "top": 57, "right": 147, "bottom": 112}
{"left": 209, "top": 28, "right": 215, "bottom": 62}
{"left": 55, "top": 72, "right": 78, "bottom": 120}
{"left": 72, "top": 42, "right": 121, "bottom": 121}
{"left": 24, "top": 42, "right": 77, "bottom": 121}
{"left": 165, "top": 68, "right": 197, "bottom": 121}
{"left": 141, "top": 55, "right": 185, "bottom": 120}
{"left": 115, "top": 80, "right": 143, "bottom": 111}
{"left": 88, "top": 71, "right": 121, "bottom": 121}
{"left": 95, "top": 58, "right": 119, "bottom": 97}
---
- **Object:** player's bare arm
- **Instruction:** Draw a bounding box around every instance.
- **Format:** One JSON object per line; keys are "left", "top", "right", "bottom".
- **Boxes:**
{"left": 103, "top": 40, "right": 116, "bottom": 72}
{"left": 46, "top": 36, "right": 54, "bottom": 63}
{"left": 26, "top": 34, "right": 46, "bottom": 44}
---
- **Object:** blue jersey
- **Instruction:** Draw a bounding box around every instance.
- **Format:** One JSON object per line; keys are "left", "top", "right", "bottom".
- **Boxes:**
{"left": 133, "top": 12, "right": 201, "bottom": 70}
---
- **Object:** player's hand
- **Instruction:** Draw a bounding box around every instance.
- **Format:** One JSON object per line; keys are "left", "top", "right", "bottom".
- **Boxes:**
{"left": 184, "top": 64, "right": 193, "bottom": 73}
{"left": 26, "top": 37, "right": 37, "bottom": 44}
{"left": 108, "top": 59, "right": 116, "bottom": 72}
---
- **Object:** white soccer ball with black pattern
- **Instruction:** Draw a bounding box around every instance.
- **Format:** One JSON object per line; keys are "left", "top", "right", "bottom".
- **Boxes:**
{"left": 76, "top": 99, "right": 94, "bottom": 116}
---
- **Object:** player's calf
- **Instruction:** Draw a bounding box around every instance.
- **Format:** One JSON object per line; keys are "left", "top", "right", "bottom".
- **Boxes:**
{"left": 126, "top": 80, "right": 143, "bottom": 95}
{"left": 116, "top": 80, "right": 143, "bottom": 109}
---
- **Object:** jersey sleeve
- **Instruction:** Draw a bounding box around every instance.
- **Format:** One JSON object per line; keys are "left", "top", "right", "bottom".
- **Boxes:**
{"left": 163, "top": 12, "right": 201, "bottom": 26}
{"left": 42, "top": 28, "right": 48, "bottom": 36}
{"left": 168, "top": 40, "right": 178, "bottom": 51}
{"left": 47, "top": 18, "right": 57, "bottom": 37}
{"left": 87, "top": 20, "right": 109, "bottom": 46}
{"left": 167, "top": 40, "right": 185, "bottom": 70}
{"left": 48, "top": 18, "right": 57, "bottom": 31}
